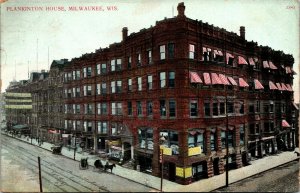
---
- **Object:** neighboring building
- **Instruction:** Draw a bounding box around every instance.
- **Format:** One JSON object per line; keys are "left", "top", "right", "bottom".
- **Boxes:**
{"left": 5, "top": 2, "right": 299, "bottom": 185}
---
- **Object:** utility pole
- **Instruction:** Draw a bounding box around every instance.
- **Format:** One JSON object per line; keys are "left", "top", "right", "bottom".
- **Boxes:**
{"left": 38, "top": 156, "right": 43, "bottom": 192}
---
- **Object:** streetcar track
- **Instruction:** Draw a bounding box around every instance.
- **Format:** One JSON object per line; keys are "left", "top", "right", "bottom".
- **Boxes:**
{"left": 2, "top": 137, "right": 110, "bottom": 192}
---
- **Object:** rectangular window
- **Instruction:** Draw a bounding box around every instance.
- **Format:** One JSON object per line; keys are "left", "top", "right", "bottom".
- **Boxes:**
{"left": 76, "top": 120, "right": 81, "bottom": 130}
{"left": 137, "top": 77, "right": 142, "bottom": 91}
{"left": 168, "top": 43, "right": 175, "bottom": 59}
{"left": 188, "top": 130, "right": 205, "bottom": 153}
{"left": 137, "top": 53, "right": 141, "bottom": 66}
{"left": 160, "top": 100, "right": 166, "bottom": 117}
{"left": 138, "top": 128, "right": 153, "bottom": 150}
{"left": 101, "top": 63, "right": 107, "bottom": 74}
{"left": 96, "top": 64, "right": 101, "bottom": 75}
{"left": 116, "top": 58, "right": 122, "bottom": 71}
{"left": 221, "top": 131, "right": 226, "bottom": 148}
{"left": 76, "top": 104, "right": 80, "bottom": 114}
{"left": 111, "top": 102, "right": 116, "bottom": 115}
{"left": 169, "top": 100, "right": 176, "bottom": 117}
{"left": 213, "top": 101, "right": 218, "bottom": 116}
{"left": 270, "top": 101, "right": 274, "bottom": 113}
{"left": 116, "top": 102, "right": 122, "bottom": 115}
{"left": 72, "top": 88, "right": 76, "bottom": 97}
{"left": 168, "top": 71, "right": 175, "bottom": 88}
{"left": 147, "top": 75, "right": 153, "bottom": 90}
{"left": 97, "top": 122, "right": 108, "bottom": 134}
{"left": 111, "top": 81, "right": 116, "bottom": 93}
{"left": 84, "top": 104, "right": 93, "bottom": 114}
{"left": 227, "top": 101, "right": 234, "bottom": 114}
{"left": 189, "top": 44, "right": 195, "bottom": 59}
{"left": 87, "top": 67, "right": 92, "bottom": 77}
{"left": 101, "top": 103, "right": 107, "bottom": 115}
{"left": 128, "top": 56, "right": 132, "bottom": 69}
{"left": 128, "top": 78, "right": 132, "bottom": 92}
{"left": 116, "top": 81, "right": 122, "bottom": 93}
{"left": 97, "top": 103, "right": 101, "bottom": 115}
{"left": 76, "top": 87, "right": 80, "bottom": 97}
{"left": 137, "top": 101, "right": 142, "bottom": 116}
{"left": 76, "top": 70, "right": 80, "bottom": 80}
{"left": 147, "top": 101, "right": 153, "bottom": 116}
{"left": 111, "top": 59, "right": 116, "bottom": 71}
{"left": 228, "top": 130, "right": 234, "bottom": 148}
{"left": 96, "top": 84, "right": 101, "bottom": 95}
{"left": 190, "top": 100, "right": 198, "bottom": 117}
{"left": 101, "top": 83, "right": 107, "bottom": 94}
{"left": 160, "top": 45, "right": 166, "bottom": 60}
{"left": 210, "top": 131, "right": 217, "bottom": 151}
{"left": 255, "top": 100, "right": 260, "bottom": 113}
{"left": 83, "top": 67, "right": 87, "bottom": 78}
{"left": 160, "top": 131, "right": 179, "bottom": 155}
{"left": 220, "top": 102, "right": 225, "bottom": 115}
{"left": 128, "top": 102, "right": 132, "bottom": 116}
{"left": 239, "top": 101, "right": 244, "bottom": 114}
{"left": 147, "top": 50, "right": 152, "bottom": 64}
{"left": 204, "top": 102, "right": 210, "bottom": 116}
{"left": 160, "top": 72, "right": 166, "bottom": 88}
{"left": 87, "top": 121, "right": 93, "bottom": 132}
{"left": 72, "top": 70, "right": 76, "bottom": 80}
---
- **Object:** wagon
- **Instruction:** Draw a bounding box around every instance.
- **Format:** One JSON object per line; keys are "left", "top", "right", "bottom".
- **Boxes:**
{"left": 79, "top": 157, "right": 89, "bottom": 170}
{"left": 51, "top": 144, "right": 63, "bottom": 154}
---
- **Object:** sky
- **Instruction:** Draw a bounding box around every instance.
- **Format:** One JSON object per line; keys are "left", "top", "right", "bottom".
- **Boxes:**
{"left": 1, "top": 0, "right": 299, "bottom": 102}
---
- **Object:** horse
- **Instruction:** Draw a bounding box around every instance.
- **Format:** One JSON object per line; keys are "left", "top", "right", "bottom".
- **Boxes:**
{"left": 104, "top": 162, "right": 116, "bottom": 173}
{"left": 94, "top": 159, "right": 104, "bottom": 171}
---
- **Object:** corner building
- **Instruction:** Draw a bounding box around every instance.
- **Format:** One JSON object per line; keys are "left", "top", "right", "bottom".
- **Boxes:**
{"left": 63, "top": 2, "right": 298, "bottom": 184}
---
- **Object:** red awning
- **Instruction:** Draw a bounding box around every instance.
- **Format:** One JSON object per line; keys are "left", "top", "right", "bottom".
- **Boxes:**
{"left": 218, "top": 50, "right": 223, "bottom": 56}
{"left": 211, "top": 73, "right": 223, "bottom": 85}
{"left": 238, "top": 56, "right": 248, "bottom": 65}
{"left": 254, "top": 57, "right": 258, "bottom": 62}
{"left": 263, "top": 61, "right": 269, "bottom": 69}
{"left": 292, "top": 102, "right": 299, "bottom": 110}
{"left": 254, "top": 79, "right": 264, "bottom": 90}
{"left": 281, "top": 83, "right": 288, "bottom": 91}
{"left": 276, "top": 83, "right": 283, "bottom": 91}
{"left": 214, "top": 50, "right": 219, "bottom": 55}
{"left": 228, "top": 77, "right": 238, "bottom": 86}
{"left": 203, "top": 47, "right": 207, "bottom": 52}
{"left": 248, "top": 58, "right": 255, "bottom": 66}
{"left": 286, "top": 84, "right": 293, "bottom": 91}
{"left": 48, "top": 130, "right": 58, "bottom": 134}
{"left": 226, "top": 53, "right": 234, "bottom": 64}
{"left": 282, "top": 120, "right": 291, "bottom": 128}
{"left": 285, "top": 67, "right": 292, "bottom": 74}
{"left": 292, "top": 69, "right": 297, "bottom": 75}
{"left": 219, "top": 74, "right": 230, "bottom": 85}
{"left": 190, "top": 72, "right": 202, "bottom": 83}
{"left": 269, "top": 81, "right": 278, "bottom": 90}
{"left": 268, "top": 61, "right": 277, "bottom": 70}
{"left": 239, "top": 78, "right": 249, "bottom": 87}
{"left": 203, "top": 72, "right": 212, "bottom": 85}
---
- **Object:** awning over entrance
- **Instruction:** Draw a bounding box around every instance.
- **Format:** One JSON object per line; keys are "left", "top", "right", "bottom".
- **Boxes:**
{"left": 248, "top": 58, "right": 255, "bottom": 66}
{"left": 238, "top": 78, "right": 249, "bottom": 87}
{"left": 263, "top": 61, "right": 269, "bottom": 69}
{"left": 276, "top": 83, "right": 283, "bottom": 91}
{"left": 269, "top": 81, "right": 278, "bottom": 90}
{"left": 211, "top": 73, "right": 223, "bottom": 85}
{"left": 238, "top": 56, "right": 248, "bottom": 65}
{"left": 268, "top": 61, "right": 277, "bottom": 70}
{"left": 285, "top": 84, "right": 293, "bottom": 91}
{"left": 190, "top": 72, "right": 202, "bottom": 83}
{"left": 203, "top": 72, "right": 212, "bottom": 85}
{"left": 228, "top": 77, "right": 238, "bottom": 86}
{"left": 281, "top": 83, "right": 289, "bottom": 91}
{"left": 218, "top": 74, "right": 230, "bottom": 85}
{"left": 254, "top": 79, "right": 264, "bottom": 90}
{"left": 282, "top": 120, "right": 291, "bottom": 128}
{"left": 226, "top": 53, "right": 234, "bottom": 64}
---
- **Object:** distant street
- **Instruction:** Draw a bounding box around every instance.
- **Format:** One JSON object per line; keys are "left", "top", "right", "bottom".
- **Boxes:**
{"left": 0, "top": 134, "right": 155, "bottom": 192}
{"left": 215, "top": 160, "right": 299, "bottom": 192}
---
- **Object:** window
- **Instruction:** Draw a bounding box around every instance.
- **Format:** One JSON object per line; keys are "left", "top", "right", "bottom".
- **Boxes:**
{"left": 137, "top": 101, "right": 142, "bottom": 116}
{"left": 72, "top": 104, "right": 76, "bottom": 114}
{"left": 270, "top": 101, "right": 274, "bottom": 113}
{"left": 160, "top": 130, "right": 179, "bottom": 155}
{"left": 168, "top": 43, "right": 175, "bottom": 59}
{"left": 84, "top": 121, "right": 93, "bottom": 132}
{"left": 204, "top": 102, "right": 210, "bottom": 116}
{"left": 160, "top": 100, "right": 166, "bottom": 117}
{"left": 210, "top": 129, "right": 217, "bottom": 151}
{"left": 160, "top": 72, "right": 166, "bottom": 88}
{"left": 213, "top": 101, "right": 218, "bottom": 116}
{"left": 111, "top": 123, "right": 117, "bottom": 136}
{"left": 221, "top": 131, "right": 226, "bottom": 148}
{"left": 101, "top": 63, "right": 107, "bottom": 74}
{"left": 255, "top": 100, "right": 260, "bottom": 113}
{"left": 147, "top": 101, "right": 153, "bottom": 116}
{"left": 147, "top": 50, "right": 152, "bottom": 64}
{"left": 83, "top": 67, "right": 91, "bottom": 78}
{"left": 128, "top": 56, "right": 132, "bottom": 69}
{"left": 220, "top": 102, "right": 225, "bottom": 115}
{"left": 111, "top": 59, "right": 116, "bottom": 71}
{"left": 116, "top": 81, "right": 122, "bottom": 93}
{"left": 96, "top": 84, "right": 101, "bottom": 95}
{"left": 138, "top": 128, "right": 153, "bottom": 149}
{"left": 228, "top": 130, "right": 234, "bottom": 148}
{"left": 249, "top": 102, "right": 255, "bottom": 113}
{"left": 76, "top": 120, "right": 81, "bottom": 130}
{"left": 72, "top": 88, "right": 76, "bottom": 97}
{"left": 67, "top": 72, "right": 72, "bottom": 81}
{"left": 137, "top": 53, "right": 141, "bottom": 66}
{"left": 76, "top": 104, "right": 80, "bottom": 114}
{"left": 72, "top": 70, "right": 76, "bottom": 80}
{"left": 169, "top": 100, "right": 176, "bottom": 117}
{"left": 160, "top": 45, "right": 166, "bottom": 60}
{"left": 111, "top": 81, "right": 116, "bottom": 93}
{"left": 116, "top": 58, "right": 122, "bottom": 71}
{"left": 124, "top": 79, "right": 130, "bottom": 93}
{"left": 168, "top": 71, "right": 175, "bottom": 88}
{"left": 116, "top": 102, "right": 122, "bottom": 115}
{"left": 84, "top": 104, "right": 93, "bottom": 114}
{"left": 147, "top": 75, "right": 153, "bottom": 90}
{"left": 190, "top": 100, "right": 198, "bottom": 117}
{"left": 97, "top": 103, "right": 107, "bottom": 115}
{"left": 227, "top": 101, "right": 234, "bottom": 114}
{"left": 239, "top": 101, "right": 244, "bottom": 114}
{"left": 111, "top": 102, "right": 116, "bottom": 115}
{"left": 67, "top": 89, "right": 72, "bottom": 98}
{"left": 76, "top": 87, "right": 80, "bottom": 97}
{"left": 128, "top": 102, "right": 132, "bottom": 116}
{"left": 83, "top": 85, "right": 92, "bottom": 96}
{"left": 189, "top": 44, "right": 195, "bottom": 59}
{"left": 137, "top": 77, "right": 142, "bottom": 91}
{"left": 101, "top": 83, "right": 107, "bottom": 94}
{"left": 188, "top": 130, "right": 205, "bottom": 153}
{"left": 96, "top": 64, "right": 101, "bottom": 75}
{"left": 97, "top": 122, "right": 108, "bottom": 134}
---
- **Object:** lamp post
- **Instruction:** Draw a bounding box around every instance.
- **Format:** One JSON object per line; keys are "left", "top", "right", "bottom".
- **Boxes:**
{"left": 159, "top": 135, "right": 166, "bottom": 192}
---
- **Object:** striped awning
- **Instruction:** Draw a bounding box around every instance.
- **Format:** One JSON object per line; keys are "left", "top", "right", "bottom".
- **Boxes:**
{"left": 218, "top": 50, "right": 223, "bottom": 56}
{"left": 214, "top": 50, "right": 219, "bottom": 55}
{"left": 254, "top": 79, "right": 264, "bottom": 90}
{"left": 203, "top": 47, "right": 207, "bottom": 52}
{"left": 263, "top": 61, "right": 269, "bottom": 69}
{"left": 268, "top": 61, "right": 277, "bottom": 70}
{"left": 211, "top": 73, "right": 223, "bottom": 85}
{"left": 239, "top": 78, "right": 249, "bottom": 87}
{"left": 203, "top": 73, "right": 212, "bottom": 85}
{"left": 292, "top": 102, "right": 299, "bottom": 110}
{"left": 248, "top": 58, "right": 255, "bottom": 66}
{"left": 190, "top": 72, "right": 202, "bottom": 83}
{"left": 226, "top": 53, "right": 234, "bottom": 64}
{"left": 228, "top": 77, "right": 238, "bottom": 86}
{"left": 276, "top": 83, "right": 283, "bottom": 91}
{"left": 286, "top": 84, "right": 293, "bottom": 91}
{"left": 285, "top": 67, "right": 292, "bottom": 74}
{"left": 269, "top": 81, "right": 278, "bottom": 90}
{"left": 281, "top": 83, "right": 289, "bottom": 91}
{"left": 219, "top": 74, "right": 230, "bottom": 85}
{"left": 238, "top": 56, "right": 248, "bottom": 65}
{"left": 282, "top": 120, "right": 291, "bottom": 128}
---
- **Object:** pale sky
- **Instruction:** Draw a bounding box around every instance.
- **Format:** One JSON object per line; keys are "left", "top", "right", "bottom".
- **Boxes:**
{"left": 1, "top": 0, "right": 299, "bottom": 102}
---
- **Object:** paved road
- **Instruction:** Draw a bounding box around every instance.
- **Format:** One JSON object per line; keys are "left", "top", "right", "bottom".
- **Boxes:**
{"left": 215, "top": 160, "right": 299, "bottom": 192}
{"left": 0, "top": 134, "right": 155, "bottom": 192}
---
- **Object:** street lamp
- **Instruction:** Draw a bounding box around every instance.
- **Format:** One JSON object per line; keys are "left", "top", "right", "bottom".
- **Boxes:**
{"left": 159, "top": 135, "right": 166, "bottom": 192}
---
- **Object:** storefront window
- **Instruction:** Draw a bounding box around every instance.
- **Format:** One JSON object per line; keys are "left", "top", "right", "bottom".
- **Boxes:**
{"left": 188, "top": 130, "right": 205, "bottom": 153}
{"left": 159, "top": 130, "right": 179, "bottom": 155}
{"left": 138, "top": 128, "right": 153, "bottom": 150}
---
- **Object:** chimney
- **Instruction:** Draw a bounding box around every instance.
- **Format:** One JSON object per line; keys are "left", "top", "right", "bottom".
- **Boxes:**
{"left": 240, "top": 26, "right": 245, "bottom": 39}
{"left": 177, "top": 2, "right": 185, "bottom": 18}
{"left": 122, "top": 27, "right": 128, "bottom": 41}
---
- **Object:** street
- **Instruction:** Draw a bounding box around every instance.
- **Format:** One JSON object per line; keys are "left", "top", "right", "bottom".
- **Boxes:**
{"left": 0, "top": 134, "right": 155, "bottom": 192}
{"left": 215, "top": 160, "right": 299, "bottom": 192}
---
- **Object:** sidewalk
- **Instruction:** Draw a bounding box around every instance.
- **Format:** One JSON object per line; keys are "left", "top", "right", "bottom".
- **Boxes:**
{"left": 3, "top": 132, "right": 299, "bottom": 192}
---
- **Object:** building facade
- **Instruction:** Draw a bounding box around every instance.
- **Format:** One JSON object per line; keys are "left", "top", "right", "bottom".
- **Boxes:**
{"left": 4, "top": 2, "right": 298, "bottom": 185}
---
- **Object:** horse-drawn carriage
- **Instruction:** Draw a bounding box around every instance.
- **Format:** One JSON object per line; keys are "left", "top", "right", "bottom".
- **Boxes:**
{"left": 79, "top": 157, "right": 89, "bottom": 170}
{"left": 51, "top": 144, "right": 63, "bottom": 154}
{"left": 94, "top": 159, "right": 116, "bottom": 173}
